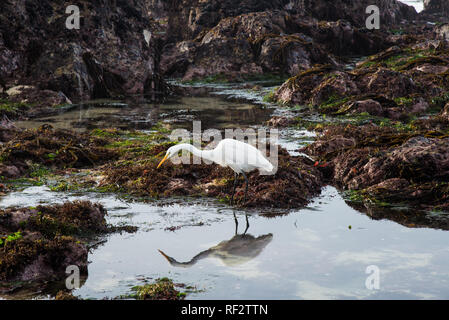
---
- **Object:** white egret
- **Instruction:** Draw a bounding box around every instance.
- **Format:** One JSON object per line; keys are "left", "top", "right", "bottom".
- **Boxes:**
{"left": 157, "top": 138, "right": 274, "bottom": 204}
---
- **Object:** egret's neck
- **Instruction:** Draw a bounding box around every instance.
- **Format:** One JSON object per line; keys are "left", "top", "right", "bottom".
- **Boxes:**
{"left": 177, "top": 144, "right": 214, "bottom": 162}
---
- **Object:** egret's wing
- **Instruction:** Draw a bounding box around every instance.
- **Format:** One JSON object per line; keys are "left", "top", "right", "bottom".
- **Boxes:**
{"left": 218, "top": 140, "right": 273, "bottom": 172}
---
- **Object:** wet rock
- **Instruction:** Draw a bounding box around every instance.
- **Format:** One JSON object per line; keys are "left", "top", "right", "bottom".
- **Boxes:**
{"left": 275, "top": 40, "right": 449, "bottom": 118}
{"left": 160, "top": 41, "right": 198, "bottom": 78}
{"left": 366, "top": 68, "right": 416, "bottom": 99}
{"left": 441, "top": 102, "right": 449, "bottom": 119}
{"left": 302, "top": 0, "right": 416, "bottom": 28}
{"left": 415, "top": 63, "right": 449, "bottom": 74}
{"left": 305, "top": 19, "right": 391, "bottom": 56}
{"left": 132, "top": 278, "right": 185, "bottom": 300}
{"left": 0, "top": 183, "right": 9, "bottom": 195}
{"left": 310, "top": 71, "right": 360, "bottom": 107}
{"left": 0, "top": 200, "right": 134, "bottom": 289}
{"left": 275, "top": 64, "right": 336, "bottom": 105}
{"left": 0, "top": 235, "right": 88, "bottom": 284}
{"left": 55, "top": 291, "right": 79, "bottom": 300}
{"left": 257, "top": 33, "right": 326, "bottom": 76}
{"left": 306, "top": 135, "right": 356, "bottom": 157}
{"left": 266, "top": 116, "right": 294, "bottom": 127}
{"left": 423, "top": 0, "right": 449, "bottom": 15}
{"left": 0, "top": 201, "right": 105, "bottom": 284}
{"left": 0, "top": 0, "right": 166, "bottom": 102}
{"left": 6, "top": 85, "right": 72, "bottom": 108}
{"left": 161, "top": 6, "right": 398, "bottom": 80}
{"left": 436, "top": 24, "right": 449, "bottom": 40}
{"left": 180, "top": 37, "right": 259, "bottom": 81}
{"left": 0, "top": 201, "right": 108, "bottom": 239}
{"left": 410, "top": 97, "right": 430, "bottom": 114}
{"left": 0, "top": 125, "right": 118, "bottom": 175}
{"left": 163, "top": 11, "right": 325, "bottom": 80}
{"left": 349, "top": 99, "right": 384, "bottom": 116}
{"left": 165, "top": 0, "right": 298, "bottom": 41}
{"left": 304, "top": 123, "right": 449, "bottom": 209}
{"left": 162, "top": 6, "right": 399, "bottom": 80}
{"left": 165, "top": 0, "right": 416, "bottom": 41}
{"left": 0, "top": 165, "right": 21, "bottom": 179}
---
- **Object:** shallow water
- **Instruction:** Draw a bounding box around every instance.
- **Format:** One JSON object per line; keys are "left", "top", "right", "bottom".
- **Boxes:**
{"left": 400, "top": 0, "right": 424, "bottom": 12}
{"left": 1, "top": 186, "right": 449, "bottom": 299}
{"left": 3, "top": 79, "right": 449, "bottom": 299}
{"left": 15, "top": 95, "right": 274, "bottom": 132}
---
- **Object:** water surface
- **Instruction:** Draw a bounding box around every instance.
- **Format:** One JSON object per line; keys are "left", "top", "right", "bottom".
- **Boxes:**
{"left": 1, "top": 186, "right": 448, "bottom": 299}
{"left": 3, "top": 79, "right": 449, "bottom": 299}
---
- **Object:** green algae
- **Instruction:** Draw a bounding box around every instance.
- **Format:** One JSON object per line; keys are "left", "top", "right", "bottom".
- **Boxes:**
{"left": 130, "top": 278, "right": 186, "bottom": 300}
{"left": 0, "top": 232, "right": 23, "bottom": 248}
{"left": 0, "top": 100, "right": 31, "bottom": 117}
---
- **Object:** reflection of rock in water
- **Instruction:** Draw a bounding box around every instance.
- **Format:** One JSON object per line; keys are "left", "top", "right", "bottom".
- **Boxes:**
{"left": 159, "top": 233, "right": 273, "bottom": 267}
{"left": 0, "top": 275, "right": 88, "bottom": 300}
{"left": 347, "top": 201, "right": 449, "bottom": 231}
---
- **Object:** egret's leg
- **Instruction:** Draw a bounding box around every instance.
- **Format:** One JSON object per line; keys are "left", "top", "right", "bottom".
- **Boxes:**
{"left": 230, "top": 172, "right": 238, "bottom": 205}
{"left": 244, "top": 214, "right": 250, "bottom": 235}
{"left": 233, "top": 211, "right": 238, "bottom": 235}
{"left": 241, "top": 172, "right": 249, "bottom": 203}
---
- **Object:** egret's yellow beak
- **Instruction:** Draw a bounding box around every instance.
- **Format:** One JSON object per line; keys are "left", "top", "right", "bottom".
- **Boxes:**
{"left": 158, "top": 249, "right": 175, "bottom": 263}
{"left": 157, "top": 154, "right": 169, "bottom": 169}
{"left": 158, "top": 249, "right": 169, "bottom": 260}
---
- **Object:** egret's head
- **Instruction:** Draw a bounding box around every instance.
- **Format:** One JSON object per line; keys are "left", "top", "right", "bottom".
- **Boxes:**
{"left": 157, "top": 147, "right": 174, "bottom": 169}
{"left": 157, "top": 144, "right": 185, "bottom": 169}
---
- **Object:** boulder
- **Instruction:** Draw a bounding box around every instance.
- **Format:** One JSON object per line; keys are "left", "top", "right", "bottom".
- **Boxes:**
{"left": 303, "top": 123, "right": 449, "bottom": 208}
{"left": 6, "top": 85, "right": 72, "bottom": 107}
{"left": 423, "top": 0, "right": 449, "bottom": 14}
{"left": 436, "top": 24, "right": 449, "bottom": 40}
{"left": 0, "top": 0, "right": 166, "bottom": 102}
{"left": 350, "top": 99, "right": 384, "bottom": 116}
{"left": 365, "top": 68, "right": 416, "bottom": 99}
{"left": 165, "top": 0, "right": 417, "bottom": 41}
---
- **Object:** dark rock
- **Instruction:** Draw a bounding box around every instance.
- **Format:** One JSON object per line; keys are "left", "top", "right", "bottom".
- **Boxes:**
{"left": 0, "top": 200, "right": 135, "bottom": 289}
{"left": 304, "top": 123, "right": 449, "bottom": 208}
{"left": 162, "top": 7, "right": 400, "bottom": 80}
{"left": 0, "top": 125, "right": 118, "bottom": 174}
{"left": 275, "top": 40, "right": 449, "bottom": 118}
{"left": 0, "top": 0, "right": 166, "bottom": 102}
{"left": 0, "top": 165, "right": 20, "bottom": 179}
{"left": 6, "top": 85, "right": 72, "bottom": 107}
{"left": 423, "top": 0, "right": 449, "bottom": 14}
{"left": 165, "top": 0, "right": 416, "bottom": 41}
{"left": 350, "top": 99, "right": 384, "bottom": 117}
{"left": 441, "top": 102, "right": 449, "bottom": 119}
{"left": 365, "top": 68, "right": 416, "bottom": 99}
{"left": 310, "top": 71, "right": 360, "bottom": 106}
{"left": 301, "top": 0, "right": 417, "bottom": 28}
{"left": 266, "top": 116, "right": 294, "bottom": 127}
{"left": 55, "top": 291, "right": 79, "bottom": 300}
{"left": 436, "top": 24, "right": 449, "bottom": 40}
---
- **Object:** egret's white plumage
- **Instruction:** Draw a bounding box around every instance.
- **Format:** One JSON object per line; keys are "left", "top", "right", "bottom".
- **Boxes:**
{"left": 157, "top": 139, "right": 274, "bottom": 204}
{"left": 157, "top": 138, "right": 273, "bottom": 173}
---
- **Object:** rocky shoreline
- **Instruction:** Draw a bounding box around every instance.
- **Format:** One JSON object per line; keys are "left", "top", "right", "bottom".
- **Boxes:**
{"left": 1, "top": 0, "right": 449, "bottom": 298}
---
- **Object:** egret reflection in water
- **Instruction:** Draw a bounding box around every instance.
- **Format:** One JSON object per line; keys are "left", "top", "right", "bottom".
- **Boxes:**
{"left": 158, "top": 213, "right": 273, "bottom": 267}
